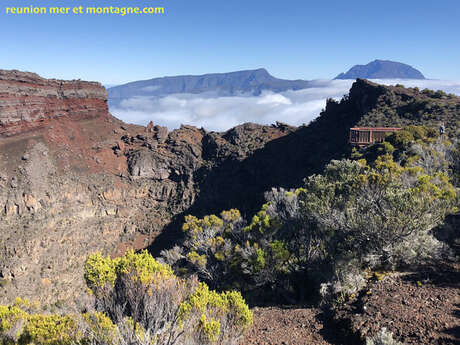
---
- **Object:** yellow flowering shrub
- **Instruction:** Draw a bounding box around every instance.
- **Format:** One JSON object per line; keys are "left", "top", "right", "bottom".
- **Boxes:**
{"left": 19, "top": 314, "right": 78, "bottom": 345}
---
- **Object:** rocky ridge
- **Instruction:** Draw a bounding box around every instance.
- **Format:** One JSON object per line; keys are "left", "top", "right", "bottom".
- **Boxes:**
{"left": 0, "top": 70, "right": 107, "bottom": 137}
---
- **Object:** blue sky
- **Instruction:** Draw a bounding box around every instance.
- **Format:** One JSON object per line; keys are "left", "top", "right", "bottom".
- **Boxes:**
{"left": 1, "top": 0, "right": 459, "bottom": 84}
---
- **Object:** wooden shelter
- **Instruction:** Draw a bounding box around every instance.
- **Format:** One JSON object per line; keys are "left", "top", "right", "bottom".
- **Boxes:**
{"left": 349, "top": 127, "right": 401, "bottom": 146}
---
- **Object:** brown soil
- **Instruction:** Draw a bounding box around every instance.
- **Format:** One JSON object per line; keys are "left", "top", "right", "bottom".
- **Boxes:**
{"left": 243, "top": 306, "right": 334, "bottom": 345}
{"left": 340, "top": 262, "right": 460, "bottom": 345}
{"left": 243, "top": 262, "right": 459, "bottom": 345}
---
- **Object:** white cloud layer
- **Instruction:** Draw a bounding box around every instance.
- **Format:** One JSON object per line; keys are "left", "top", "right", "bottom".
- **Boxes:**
{"left": 110, "top": 79, "right": 460, "bottom": 132}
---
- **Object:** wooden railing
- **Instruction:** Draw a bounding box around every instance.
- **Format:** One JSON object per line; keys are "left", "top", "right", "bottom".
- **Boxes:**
{"left": 349, "top": 127, "right": 401, "bottom": 146}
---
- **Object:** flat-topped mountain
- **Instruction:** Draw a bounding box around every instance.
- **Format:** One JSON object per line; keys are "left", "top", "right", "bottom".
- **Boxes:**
{"left": 335, "top": 59, "right": 425, "bottom": 80}
{"left": 108, "top": 68, "right": 313, "bottom": 107}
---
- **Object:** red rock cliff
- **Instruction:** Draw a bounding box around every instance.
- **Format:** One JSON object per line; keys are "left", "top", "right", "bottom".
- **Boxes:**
{"left": 0, "top": 69, "right": 108, "bottom": 136}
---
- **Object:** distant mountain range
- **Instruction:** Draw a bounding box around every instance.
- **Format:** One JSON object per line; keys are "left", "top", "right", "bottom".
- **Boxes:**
{"left": 334, "top": 60, "right": 425, "bottom": 80}
{"left": 108, "top": 68, "right": 314, "bottom": 107}
{"left": 108, "top": 61, "right": 426, "bottom": 107}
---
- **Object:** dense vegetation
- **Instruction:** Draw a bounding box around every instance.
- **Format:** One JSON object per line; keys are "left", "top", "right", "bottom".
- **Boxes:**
{"left": 0, "top": 250, "right": 252, "bottom": 345}
{"left": 355, "top": 86, "right": 460, "bottom": 136}
{"left": 161, "top": 126, "right": 458, "bottom": 305}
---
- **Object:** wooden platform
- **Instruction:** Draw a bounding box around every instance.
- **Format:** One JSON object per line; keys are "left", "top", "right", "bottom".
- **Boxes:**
{"left": 349, "top": 127, "right": 401, "bottom": 146}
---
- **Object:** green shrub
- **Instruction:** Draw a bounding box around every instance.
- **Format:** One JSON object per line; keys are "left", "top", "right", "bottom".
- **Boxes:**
{"left": 0, "top": 304, "right": 80, "bottom": 345}
{"left": 84, "top": 252, "right": 117, "bottom": 289}
{"left": 178, "top": 283, "right": 252, "bottom": 344}
{"left": 81, "top": 311, "right": 119, "bottom": 345}
{"left": 19, "top": 314, "right": 78, "bottom": 345}
{"left": 85, "top": 250, "right": 252, "bottom": 345}
{"left": 169, "top": 143, "right": 456, "bottom": 305}
{"left": 0, "top": 305, "right": 26, "bottom": 334}
{"left": 0, "top": 250, "right": 253, "bottom": 345}
{"left": 167, "top": 210, "right": 247, "bottom": 289}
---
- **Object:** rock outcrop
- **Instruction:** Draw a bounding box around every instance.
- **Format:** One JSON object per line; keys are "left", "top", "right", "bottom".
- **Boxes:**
{"left": 0, "top": 70, "right": 107, "bottom": 136}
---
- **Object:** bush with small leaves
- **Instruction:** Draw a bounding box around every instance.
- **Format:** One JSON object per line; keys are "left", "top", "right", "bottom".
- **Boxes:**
{"left": 84, "top": 250, "right": 252, "bottom": 345}
{"left": 172, "top": 147, "right": 456, "bottom": 304}
{"left": 178, "top": 283, "right": 252, "bottom": 345}
{"left": 0, "top": 303, "right": 27, "bottom": 344}
{"left": 19, "top": 314, "right": 78, "bottom": 345}
{"left": 447, "top": 140, "right": 460, "bottom": 188}
{"left": 0, "top": 302, "right": 81, "bottom": 345}
{"left": 174, "top": 210, "right": 248, "bottom": 289}
{"left": 385, "top": 125, "right": 437, "bottom": 153}
{"left": 80, "top": 311, "right": 119, "bottom": 345}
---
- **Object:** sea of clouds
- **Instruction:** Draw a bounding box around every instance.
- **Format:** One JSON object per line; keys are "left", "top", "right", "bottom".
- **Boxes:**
{"left": 110, "top": 79, "right": 460, "bottom": 132}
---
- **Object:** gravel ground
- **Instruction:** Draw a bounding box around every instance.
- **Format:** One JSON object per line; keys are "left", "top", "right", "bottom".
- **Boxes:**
{"left": 339, "top": 262, "right": 460, "bottom": 345}
{"left": 243, "top": 306, "right": 334, "bottom": 345}
{"left": 242, "top": 262, "right": 459, "bottom": 345}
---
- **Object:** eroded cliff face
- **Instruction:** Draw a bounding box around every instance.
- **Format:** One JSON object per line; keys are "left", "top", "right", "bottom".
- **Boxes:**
{"left": 0, "top": 71, "right": 126, "bottom": 307}
{"left": 0, "top": 70, "right": 108, "bottom": 137}
{"left": 0, "top": 70, "right": 295, "bottom": 308}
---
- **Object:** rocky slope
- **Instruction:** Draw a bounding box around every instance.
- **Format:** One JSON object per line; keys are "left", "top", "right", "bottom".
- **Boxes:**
{"left": 0, "top": 70, "right": 458, "bottom": 310}
{"left": 0, "top": 70, "right": 296, "bottom": 308}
